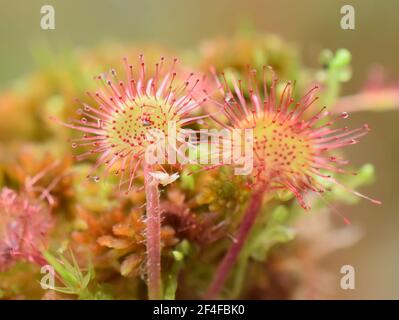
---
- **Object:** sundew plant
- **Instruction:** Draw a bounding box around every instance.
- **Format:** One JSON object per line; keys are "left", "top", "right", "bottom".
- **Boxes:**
{"left": 0, "top": 31, "right": 395, "bottom": 300}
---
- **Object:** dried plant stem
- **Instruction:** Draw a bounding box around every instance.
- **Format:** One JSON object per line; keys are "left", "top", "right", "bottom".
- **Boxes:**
{"left": 205, "top": 184, "right": 268, "bottom": 299}
{"left": 144, "top": 162, "right": 162, "bottom": 300}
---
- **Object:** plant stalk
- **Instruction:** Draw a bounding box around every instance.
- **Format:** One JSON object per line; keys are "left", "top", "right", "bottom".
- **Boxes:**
{"left": 143, "top": 162, "right": 162, "bottom": 300}
{"left": 204, "top": 185, "right": 267, "bottom": 299}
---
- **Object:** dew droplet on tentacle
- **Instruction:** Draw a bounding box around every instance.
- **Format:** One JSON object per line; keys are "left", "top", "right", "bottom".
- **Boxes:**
{"left": 341, "top": 112, "right": 349, "bottom": 119}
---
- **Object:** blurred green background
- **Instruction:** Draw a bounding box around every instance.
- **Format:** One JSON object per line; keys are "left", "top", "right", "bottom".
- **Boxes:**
{"left": 0, "top": 0, "right": 398, "bottom": 299}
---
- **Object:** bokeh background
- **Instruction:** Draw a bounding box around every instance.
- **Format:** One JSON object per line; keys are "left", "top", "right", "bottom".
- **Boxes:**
{"left": 0, "top": 0, "right": 398, "bottom": 299}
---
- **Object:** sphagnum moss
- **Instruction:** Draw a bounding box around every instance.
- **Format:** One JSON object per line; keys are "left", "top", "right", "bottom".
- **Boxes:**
{"left": 0, "top": 36, "right": 389, "bottom": 300}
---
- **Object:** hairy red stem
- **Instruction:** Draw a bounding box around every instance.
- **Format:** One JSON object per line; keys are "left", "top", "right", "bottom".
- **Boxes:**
{"left": 144, "top": 162, "right": 162, "bottom": 300}
{"left": 205, "top": 185, "right": 267, "bottom": 299}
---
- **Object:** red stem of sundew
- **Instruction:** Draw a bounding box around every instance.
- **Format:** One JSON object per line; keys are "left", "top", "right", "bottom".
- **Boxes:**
{"left": 204, "top": 184, "right": 268, "bottom": 299}
{"left": 143, "top": 162, "right": 162, "bottom": 300}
